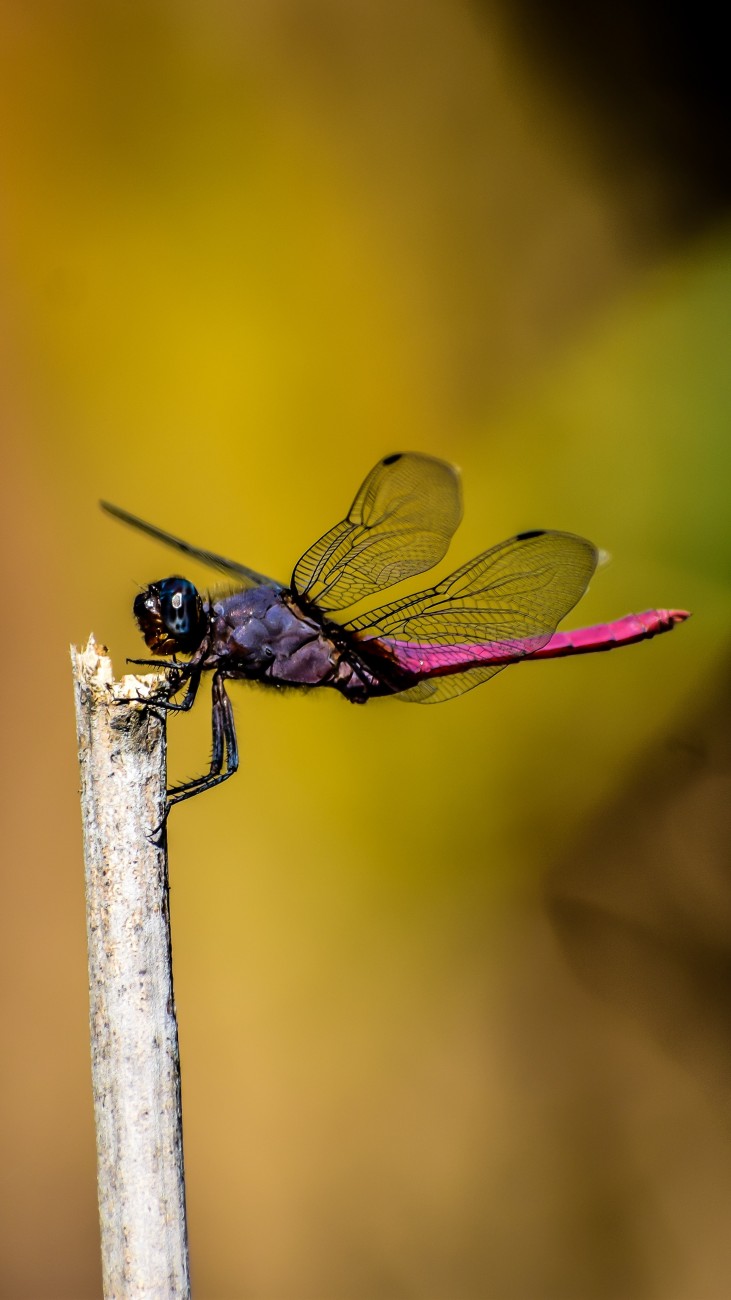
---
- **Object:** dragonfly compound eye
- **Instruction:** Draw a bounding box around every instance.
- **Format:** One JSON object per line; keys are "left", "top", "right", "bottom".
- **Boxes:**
{"left": 158, "top": 578, "right": 205, "bottom": 643}
{"left": 133, "top": 577, "right": 205, "bottom": 653}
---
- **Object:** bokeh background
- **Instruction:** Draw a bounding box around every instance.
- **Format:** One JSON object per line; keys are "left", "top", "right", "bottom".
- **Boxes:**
{"left": 1, "top": 3, "right": 730, "bottom": 1297}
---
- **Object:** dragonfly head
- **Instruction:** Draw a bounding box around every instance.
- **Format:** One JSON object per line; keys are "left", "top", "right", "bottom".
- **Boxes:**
{"left": 134, "top": 577, "right": 207, "bottom": 654}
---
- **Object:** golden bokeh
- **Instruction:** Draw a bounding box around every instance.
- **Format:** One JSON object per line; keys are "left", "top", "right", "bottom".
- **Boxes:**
{"left": 1, "top": 3, "right": 728, "bottom": 1297}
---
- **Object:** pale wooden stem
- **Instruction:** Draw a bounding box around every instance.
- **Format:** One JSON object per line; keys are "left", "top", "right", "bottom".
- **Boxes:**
{"left": 71, "top": 635, "right": 190, "bottom": 1300}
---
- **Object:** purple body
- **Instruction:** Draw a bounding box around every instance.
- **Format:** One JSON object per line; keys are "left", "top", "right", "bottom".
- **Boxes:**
{"left": 202, "top": 586, "right": 383, "bottom": 700}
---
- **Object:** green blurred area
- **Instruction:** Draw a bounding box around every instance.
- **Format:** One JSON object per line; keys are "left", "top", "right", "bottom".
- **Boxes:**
{"left": 1, "top": 3, "right": 729, "bottom": 1298}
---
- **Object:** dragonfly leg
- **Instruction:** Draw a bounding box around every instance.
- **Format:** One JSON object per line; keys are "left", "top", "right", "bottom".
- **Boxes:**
{"left": 165, "top": 673, "right": 239, "bottom": 810}
{"left": 113, "top": 665, "right": 201, "bottom": 723}
{"left": 151, "top": 668, "right": 201, "bottom": 714}
{"left": 126, "top": 656, "right": 186, "bottom": 669}
{"left": 125, "top": 655, "right": 197, "bottom": 690}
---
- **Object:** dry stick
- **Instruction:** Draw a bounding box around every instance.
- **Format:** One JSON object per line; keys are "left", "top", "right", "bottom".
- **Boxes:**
{"left": 72, "top": 634, "right": 191, "bottom": 1300}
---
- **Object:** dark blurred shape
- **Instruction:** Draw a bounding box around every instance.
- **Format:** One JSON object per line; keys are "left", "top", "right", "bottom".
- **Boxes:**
{"left": 488, "top": 0, "right": 731, "bottom": 235}
{"left": 547, "top": 646, "right": 731, "bottom": 1091}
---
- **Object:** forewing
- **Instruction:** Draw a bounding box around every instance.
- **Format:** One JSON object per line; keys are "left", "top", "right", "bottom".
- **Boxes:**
{"left": 349, "top": 529, "right": 598, "bottom": 702}
{"left": 291, "top": 452, "right": 462, "bottom": 612}
{"left": 100, "top": 501, "right": 281, "bottom": 588}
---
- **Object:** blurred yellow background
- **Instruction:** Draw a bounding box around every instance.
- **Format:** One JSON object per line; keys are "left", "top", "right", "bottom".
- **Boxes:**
{"left": 1, "top": 2, "right": 729, "bottom": 1297}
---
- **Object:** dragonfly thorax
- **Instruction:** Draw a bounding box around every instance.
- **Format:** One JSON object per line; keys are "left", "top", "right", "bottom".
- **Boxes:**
{"left": 206, "top": 586, "right": 340, "bottom": 686}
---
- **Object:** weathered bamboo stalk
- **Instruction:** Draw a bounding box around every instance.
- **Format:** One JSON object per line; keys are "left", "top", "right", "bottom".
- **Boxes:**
{"left": 71, "top": 635, "right": 190, "bottom": 1300}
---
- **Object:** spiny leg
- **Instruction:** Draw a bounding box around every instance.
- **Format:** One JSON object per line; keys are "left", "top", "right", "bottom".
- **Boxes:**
{"left": 115, "top": 666, "right": 202, "bottom": 727}
{"left": 153, "top": 668, "right": 201, "bottom": 714}
{"left": 126, "top": 656, "right": 186, "bottom": 669}
{"left": 165, "top": 673, "right": 239, "bottom": 809}
{"left": 164, "top": 678, "right": 225, "bottom": 799}
{"left": 149, "top": 678, "right": 223, "bottom": 843}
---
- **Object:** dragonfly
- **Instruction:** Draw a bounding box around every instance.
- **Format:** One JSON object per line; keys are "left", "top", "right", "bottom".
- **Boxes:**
{"left": 102, "top": 452, "right": 688, "bottom": 816}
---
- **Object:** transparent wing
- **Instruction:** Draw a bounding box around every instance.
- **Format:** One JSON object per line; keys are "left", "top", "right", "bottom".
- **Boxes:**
{"left": 291, "top": 452, "right": 463, "bottom": 612}
{"left": 395, "top": 663, "right": 508, "bottom": 703}
{"left": 349, "top": 529, "right": 598, "bottom": 702}
{"left": 100, "top": 501, "right": 281, "bottom": 588}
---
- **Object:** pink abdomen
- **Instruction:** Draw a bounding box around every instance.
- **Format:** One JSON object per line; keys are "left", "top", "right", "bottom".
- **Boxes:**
{"left": 369, "top": 610, "right": 689, "bottom": 679}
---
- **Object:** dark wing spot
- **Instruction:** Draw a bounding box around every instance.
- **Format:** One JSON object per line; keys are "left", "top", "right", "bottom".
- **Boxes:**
{"left": 382, "top": 453, "right": 402, "bottom": 465}
{"left": 515, "top": 529, "right": 546, "bottom": 540}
